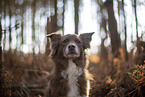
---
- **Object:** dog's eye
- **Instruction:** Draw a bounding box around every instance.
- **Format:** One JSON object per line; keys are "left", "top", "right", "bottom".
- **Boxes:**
{"left": 76, "top": 40, "right": 81, "bottom": 44}
{"left": 62, "top": 40, "right": 67, "bottom": 43}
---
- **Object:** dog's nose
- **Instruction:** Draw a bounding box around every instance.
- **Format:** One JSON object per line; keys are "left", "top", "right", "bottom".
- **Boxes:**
{"left": 68, "top": 45, "right": 75, "bottom": 50}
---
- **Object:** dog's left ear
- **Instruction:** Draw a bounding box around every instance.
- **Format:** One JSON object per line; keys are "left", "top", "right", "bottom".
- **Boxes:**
{"left": 79, "top": 32, "right": 94, "bottom": 49}
{"left": 46, "top": 32, "right": 61, "bottom": 56}
{"left": 46, "top": 32, "right": 61, "bottom": 44}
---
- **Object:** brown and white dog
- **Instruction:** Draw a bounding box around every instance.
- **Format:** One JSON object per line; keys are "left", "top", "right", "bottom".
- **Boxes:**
{"left": 46, "top": 32, "right": 94, "bottom": 97}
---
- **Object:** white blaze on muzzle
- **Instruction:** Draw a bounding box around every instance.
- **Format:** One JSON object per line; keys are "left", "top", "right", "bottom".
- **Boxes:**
{"left": 64, "top": 42, "right": 80, "bottom": 59}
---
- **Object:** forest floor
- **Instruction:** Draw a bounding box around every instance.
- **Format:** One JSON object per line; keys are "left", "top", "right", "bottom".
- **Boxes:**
{"left": 1, "top": 42, "right": 145, "bottom": 97}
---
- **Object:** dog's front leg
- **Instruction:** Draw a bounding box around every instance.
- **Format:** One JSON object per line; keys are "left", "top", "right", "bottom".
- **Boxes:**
{"left": 78, "top": 74, "right": 88, "bottom": 97}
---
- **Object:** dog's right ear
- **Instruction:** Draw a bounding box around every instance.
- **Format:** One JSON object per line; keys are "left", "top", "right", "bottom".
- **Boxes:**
{"left": 46, "top": 32, "right": 61, "bottom": 44}
{"left": 79, "top": 32, "right": 94, "bottom": 49}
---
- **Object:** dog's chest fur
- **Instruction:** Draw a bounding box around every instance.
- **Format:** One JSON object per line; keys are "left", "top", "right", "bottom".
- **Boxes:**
{"left": 63, "top": 59, "right": 83, "bottom": 97}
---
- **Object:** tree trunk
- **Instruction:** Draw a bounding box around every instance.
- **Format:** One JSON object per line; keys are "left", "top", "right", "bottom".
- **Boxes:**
{"left": 62, "top": 0, "right": 66, "bottom": 35}
{"left": 0, "top": 18, "right": 2, "bottom": 67}
{"left": 0, "top": 47, "right": 3, "bottom": 96}
{"left": 100, "top": 40, "right": 108, "bottom": 61}
{"left": 32, "top": 0, "right": 36, "bottom": 55}
{"left": 46, "top": 0, "right": 58, "bottom": 33}
{"left": 74, "top": 0, "right": 80, "bottom": 35}
{"left": 21, "top": 5, "right": 24, "bottom": 45}
{"left": 122, "top": 0, "right": 128, "bottom": 60}
{"left": 134, "top": 0, "right": 138, "bottom": 40}
{"left": 0, "top": 17, "right": 5, "bottom": 97}
{"left": 8, "top": 0, "right": 12, "bottom": 51}
{"left": 46, "top": 0, "right": 58, "bottom": 55}
{"left": 105, "top": 0, "right": 121, "bottom": 57}
{"left": 3, "top": 1, "right": 6, "bottom": 51}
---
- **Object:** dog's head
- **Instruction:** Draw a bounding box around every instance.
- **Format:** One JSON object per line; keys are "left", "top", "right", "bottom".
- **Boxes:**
{"left": 47, "top": 32, "right": 94, "bottom": 59}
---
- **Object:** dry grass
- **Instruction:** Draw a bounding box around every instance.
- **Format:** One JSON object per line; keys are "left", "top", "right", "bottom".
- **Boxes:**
{"left": 90, "top": 47, "right": 145, "bottom": 97}
{"left": 2, "top": 52, "right": 53, "bottom": 96}
{"left": 2, "top": 42, "right": 145, "bottom": 97}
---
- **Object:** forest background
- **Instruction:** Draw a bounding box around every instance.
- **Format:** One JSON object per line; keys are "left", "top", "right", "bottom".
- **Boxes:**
{"left": 0, "top": 0, "right": 145, "bottom": 97}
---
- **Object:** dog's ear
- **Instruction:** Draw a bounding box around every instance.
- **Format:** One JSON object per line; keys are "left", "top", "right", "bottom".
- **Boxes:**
{"left": 79, "top": 32, "right": 94, "bottom": 49}
{"left": 46, "top": 32, "right": 61, "bottom": 56}
{"left": 46, "top": 32, "right": 61, "bottom": 44}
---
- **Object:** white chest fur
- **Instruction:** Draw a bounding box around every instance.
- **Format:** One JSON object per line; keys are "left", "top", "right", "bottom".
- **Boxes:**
{"left": 63, "top": 59, "right": 83, "bottom": 97}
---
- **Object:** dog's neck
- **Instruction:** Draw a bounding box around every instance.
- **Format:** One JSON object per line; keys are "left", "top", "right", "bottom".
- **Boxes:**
{"left": 52, "top": 57, "right": 87, "bottom": 96}
{"left": 64, "top": 59, "right": 83, "bottom": 97}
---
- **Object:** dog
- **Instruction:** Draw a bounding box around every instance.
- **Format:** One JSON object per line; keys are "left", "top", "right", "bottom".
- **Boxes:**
{"left": 46, "top": 32, "right": 94, "bottom": 97}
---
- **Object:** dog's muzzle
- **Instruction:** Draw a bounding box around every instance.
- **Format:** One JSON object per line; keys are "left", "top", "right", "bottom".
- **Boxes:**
{"left": 64, "top": 43, "right": 80, "bottom": 59}
{"left": 68, "top": 44, "right": 76, "bottom": 54}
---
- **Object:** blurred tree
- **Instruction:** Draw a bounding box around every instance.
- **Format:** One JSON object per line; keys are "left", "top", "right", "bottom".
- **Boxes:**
{"left": 97, "top": 1, "right": 108, "bottom": 61}
{"left": 0, "top": 17, "right": 5, "bottom": 97}
{"left": 62, "top": 0, "right": 66, "bottom": 35}
{"left": 21, "top": 7, "right": 24, "bottom": 45}
{"left": 0, "top": 17, "right": 2, "bottom": 94}
{"left": 104, "top": 0, "right": 121, "bottom": 57}
{"left": 3, "top": 1, "right": 7, "bottom": 51}
{"left": 0, "top": 0, "right": 143, "bottom": 56}
{"left": 8, "top": 1, "right": 12, "bottom": 51}
{"left": 46, "top": 0, "right": 58, "bottom": 55}
{"left": 122, "top": 0, "right": 128, "bottom": 60}
{"left": 0, "top": 19, "right": 2, "bottom": 46}
{"left": 74, "top": 0, "right": 80, "bottom": 35}
{"left": 32, "top": 0, "right": 36, "bottom": 55}
{"left": 132, "top": 0, "right": 139, "bottom": 40}
{"left": 100, "top": 39, "right": 108, "bottom": 61}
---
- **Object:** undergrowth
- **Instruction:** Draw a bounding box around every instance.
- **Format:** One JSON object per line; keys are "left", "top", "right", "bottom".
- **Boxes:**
{"left": 2, "top": 40, "right": 145, "bottom": 97}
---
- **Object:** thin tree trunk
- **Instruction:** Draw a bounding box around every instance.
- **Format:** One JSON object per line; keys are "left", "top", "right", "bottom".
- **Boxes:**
{"left": 131, "top": 19, "right": 133, "bottom": 42}
{"left": 122, "top": 0, "right": 128, "bottom": 60}
{"left": 105, "top": 0, "right": 121, "bottom": 57}
{"left": 3, "top": 1, "right": 6, "bottom": 51}
{"left": 0, "top": 19, "right": 2, "bottom": 45}
{"left": 54, "top": 0, "right": 57, "bottom": 29}
{"left": 8, "top": 0, "right": 12, "bottom": 51}
{"left": 15, "top": 20, "right": 19, "bottom": 52}
{"left": 117, "top": 0, "right": 121, "bottom": 34}
{"left": 32, "top": 0, "right": 36, "bottom": 55}
{"left": 134, "top": 0, "right": 138, "bottom": 40}
{"left": 46, "top": 17, "right": 50, "bottom": 55}
{"left": 74, "top": 0, "right": 80, "bottom": 35}
{"left": 21, "top": 6, "right": 24, "bottom": 45}
{"left": 62, "top": 0, "right": 65, "bottom": 35}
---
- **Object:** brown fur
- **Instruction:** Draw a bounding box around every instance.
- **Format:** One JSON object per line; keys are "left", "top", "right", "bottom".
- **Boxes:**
{"left": 46, "top": 32, "right": 94, "bottom": 97}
